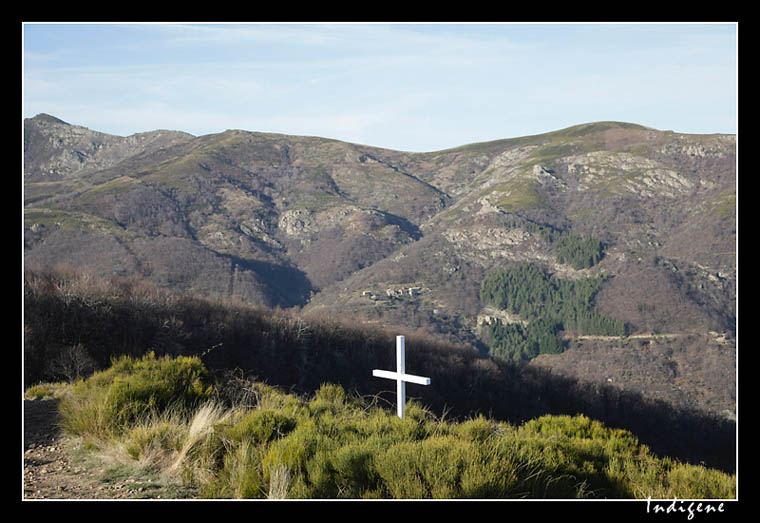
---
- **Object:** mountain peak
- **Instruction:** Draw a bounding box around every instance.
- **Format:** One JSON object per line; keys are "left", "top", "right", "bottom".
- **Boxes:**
{"left": 27, "top": 113, "right": 71, "bottom": 126}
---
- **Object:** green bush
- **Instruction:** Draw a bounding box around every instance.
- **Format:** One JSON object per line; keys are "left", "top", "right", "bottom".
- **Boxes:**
{"left": 374, "top": 440, "right": 428, "bottom": 498}
{"left": 260, "top": 419, "right": 323, "bottom": 490}
{"left": 305, "top": 442, "right": 380, "bottom": 498}
{"left": 512, "top": 415, "right": 737, "bottom": 499}
{"left": 308, "top": 383, "right": 350, "bottom": 417}
{"left": 207, "top": 441, "right": 265, "bottom": 499}
{"left": 664, "top": 463, "right": 737, "bottom": 499}
{"left": 327, "top": 442, "right": 380, "bottom": 497}
{"left": 455, "top": 414, "right": 499, "bottom": 443}
{"left": 25, "top": 384, "right": 56, "bottom": 400}
{"left": 221, "top": 408, "right": 298, "bottom": 446}
{"left": 124, "top": 418, "right": 185, "bottom": 461}
{"left": 374, "top": 435, "right": 494, "bottom": 499}
{"left": 59, "top": 352, "right": 213, "bottom": 438}
{"left": 459, "top": 438, "right": 528, "bottom": 498}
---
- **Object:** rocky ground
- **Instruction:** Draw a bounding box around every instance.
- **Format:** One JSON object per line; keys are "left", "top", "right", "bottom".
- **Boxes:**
{"left": 22, "top": 398, "right": 197, "bottom": 500}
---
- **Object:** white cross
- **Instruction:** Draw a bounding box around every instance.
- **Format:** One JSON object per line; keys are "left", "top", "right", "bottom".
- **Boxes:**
{"left": 372, "top": 335, "right": 431, "bottom": 419}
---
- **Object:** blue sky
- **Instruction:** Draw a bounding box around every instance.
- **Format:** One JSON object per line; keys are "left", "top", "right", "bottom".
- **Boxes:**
{"left": 22, "top": 22, "right": 737, "bottom": 152}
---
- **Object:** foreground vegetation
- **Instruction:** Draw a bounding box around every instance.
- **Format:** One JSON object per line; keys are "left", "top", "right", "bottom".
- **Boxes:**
{"left": 40, "top": 352, "right": 734, "bottom": 499}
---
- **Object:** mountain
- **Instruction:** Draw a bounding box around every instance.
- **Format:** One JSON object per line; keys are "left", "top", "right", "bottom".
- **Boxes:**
{"left": 23, "top": 114, "right": 737, "bottom": 418}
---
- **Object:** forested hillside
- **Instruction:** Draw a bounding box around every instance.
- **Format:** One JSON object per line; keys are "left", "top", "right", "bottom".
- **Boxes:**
{"left": 479, "top": 263, "right": 626, "bottom": 361}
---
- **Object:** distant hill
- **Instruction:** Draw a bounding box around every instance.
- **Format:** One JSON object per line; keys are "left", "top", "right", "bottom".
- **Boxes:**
{"left": 23, "top": 114, "right": 736, "bottom": 419}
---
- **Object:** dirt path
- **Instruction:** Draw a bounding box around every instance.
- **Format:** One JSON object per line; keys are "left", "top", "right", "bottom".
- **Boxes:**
{"left": 23, "top": 398, "right": 196, "bottom": 500}
{"left": 567, "top": 333, "right": 684, "bottom": 341}
{"left": 24, "top": 398, "right": 125, "bottom": 499}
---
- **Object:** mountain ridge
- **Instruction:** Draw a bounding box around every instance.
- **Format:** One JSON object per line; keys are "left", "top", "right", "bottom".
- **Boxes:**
{"left": 23, "top": 114, "right": 737, "bottom": 419}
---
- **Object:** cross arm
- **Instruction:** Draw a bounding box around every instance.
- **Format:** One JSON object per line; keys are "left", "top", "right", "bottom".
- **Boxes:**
{"left": 372, "top": 369, "right": 431, "bottom": 386}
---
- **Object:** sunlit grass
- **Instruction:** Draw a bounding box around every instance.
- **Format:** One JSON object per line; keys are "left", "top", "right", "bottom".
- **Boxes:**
{"left": 50, "top": 355, "right": 736, "bottom": 500}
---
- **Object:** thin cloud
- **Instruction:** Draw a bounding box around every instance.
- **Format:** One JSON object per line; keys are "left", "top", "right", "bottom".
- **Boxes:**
{"left": 22, "top": 22, "right": 737, "bottom": 151}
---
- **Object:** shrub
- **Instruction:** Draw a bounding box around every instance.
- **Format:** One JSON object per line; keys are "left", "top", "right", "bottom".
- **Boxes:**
{"left": 325, "top": 442, "right": 380, "bottom": 497}
{"left": 25, "top": 384, "right": 57, "bottom": 400}
{"left": 506, "top": 435, "right": 599, "bottom": 498}
{"left": 521, "top": 414, "right": 642, "bottom": 457}
{"left": 620, "top": 458, "right": 737, "bottom": 500}
{"left": 418, "top": 436, "right": 480, "bottom": 498}
{"left": 664, "top": 463, "right": 736, "bottom": 499}
{"left": 59, "top": 352, "right": 213, "bottom": 438}
{"left": 455, "top": 414, "right": 499, "bottom": 443}
{"left": 459, "top": 438, "right": 526, "bottom": 498}
{"left": 374, "top": 435, "right": 486, "bottom": 499}
{"left": 124, "top": 417, "right": 185, "bottom": 463}
{"left": 169, "top": 403, "right": 234, "bottom": 488}
{"left": 213, "top": 440, "right": 266, "bottom": 499}
{"left": 374, "top": 440, "right": 427, "bottom": 498}
{"left": 260, "top": 420, "right": 320, "bottom": 489}
{"left": 221, "top": 408, "right": 297, "bottom": 445}
{"left": 308, "top": 383, "right": 349, "bottom": 417}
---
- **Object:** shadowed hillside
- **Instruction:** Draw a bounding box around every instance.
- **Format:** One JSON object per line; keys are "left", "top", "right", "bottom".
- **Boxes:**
{"left": 23, "top": 268, "right": 735, "bottom": 474}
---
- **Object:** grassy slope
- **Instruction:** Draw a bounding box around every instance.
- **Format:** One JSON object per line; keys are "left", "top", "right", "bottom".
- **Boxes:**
{"left": 38, "top": 352, "right": 735, "bottom": 500}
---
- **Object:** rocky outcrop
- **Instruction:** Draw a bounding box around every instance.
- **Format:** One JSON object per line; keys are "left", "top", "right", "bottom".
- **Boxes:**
{"left": 564, "top": 151, "right": 694, "bottom": 198}
{"left": 23, "top": 113, "right": 193, "bottom": 180}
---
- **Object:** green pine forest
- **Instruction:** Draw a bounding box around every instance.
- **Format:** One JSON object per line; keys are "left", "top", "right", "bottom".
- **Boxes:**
{"left": 479, "top": 262, "right": 626, "bottom": 362}
{"left": 522, "top": 222, "right": 606, "bottom": 270}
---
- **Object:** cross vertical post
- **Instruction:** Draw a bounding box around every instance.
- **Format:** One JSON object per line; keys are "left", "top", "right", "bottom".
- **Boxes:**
{"left": 396, "top": 335, "right": 405, "bottom": 419}
{"left": 372, "top": 335, "right": 431, "bottom": 419}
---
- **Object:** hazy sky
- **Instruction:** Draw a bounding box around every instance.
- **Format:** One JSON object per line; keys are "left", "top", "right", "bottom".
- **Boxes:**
{"left": 22, "top": 22, "right": 737, "bottom": 152}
